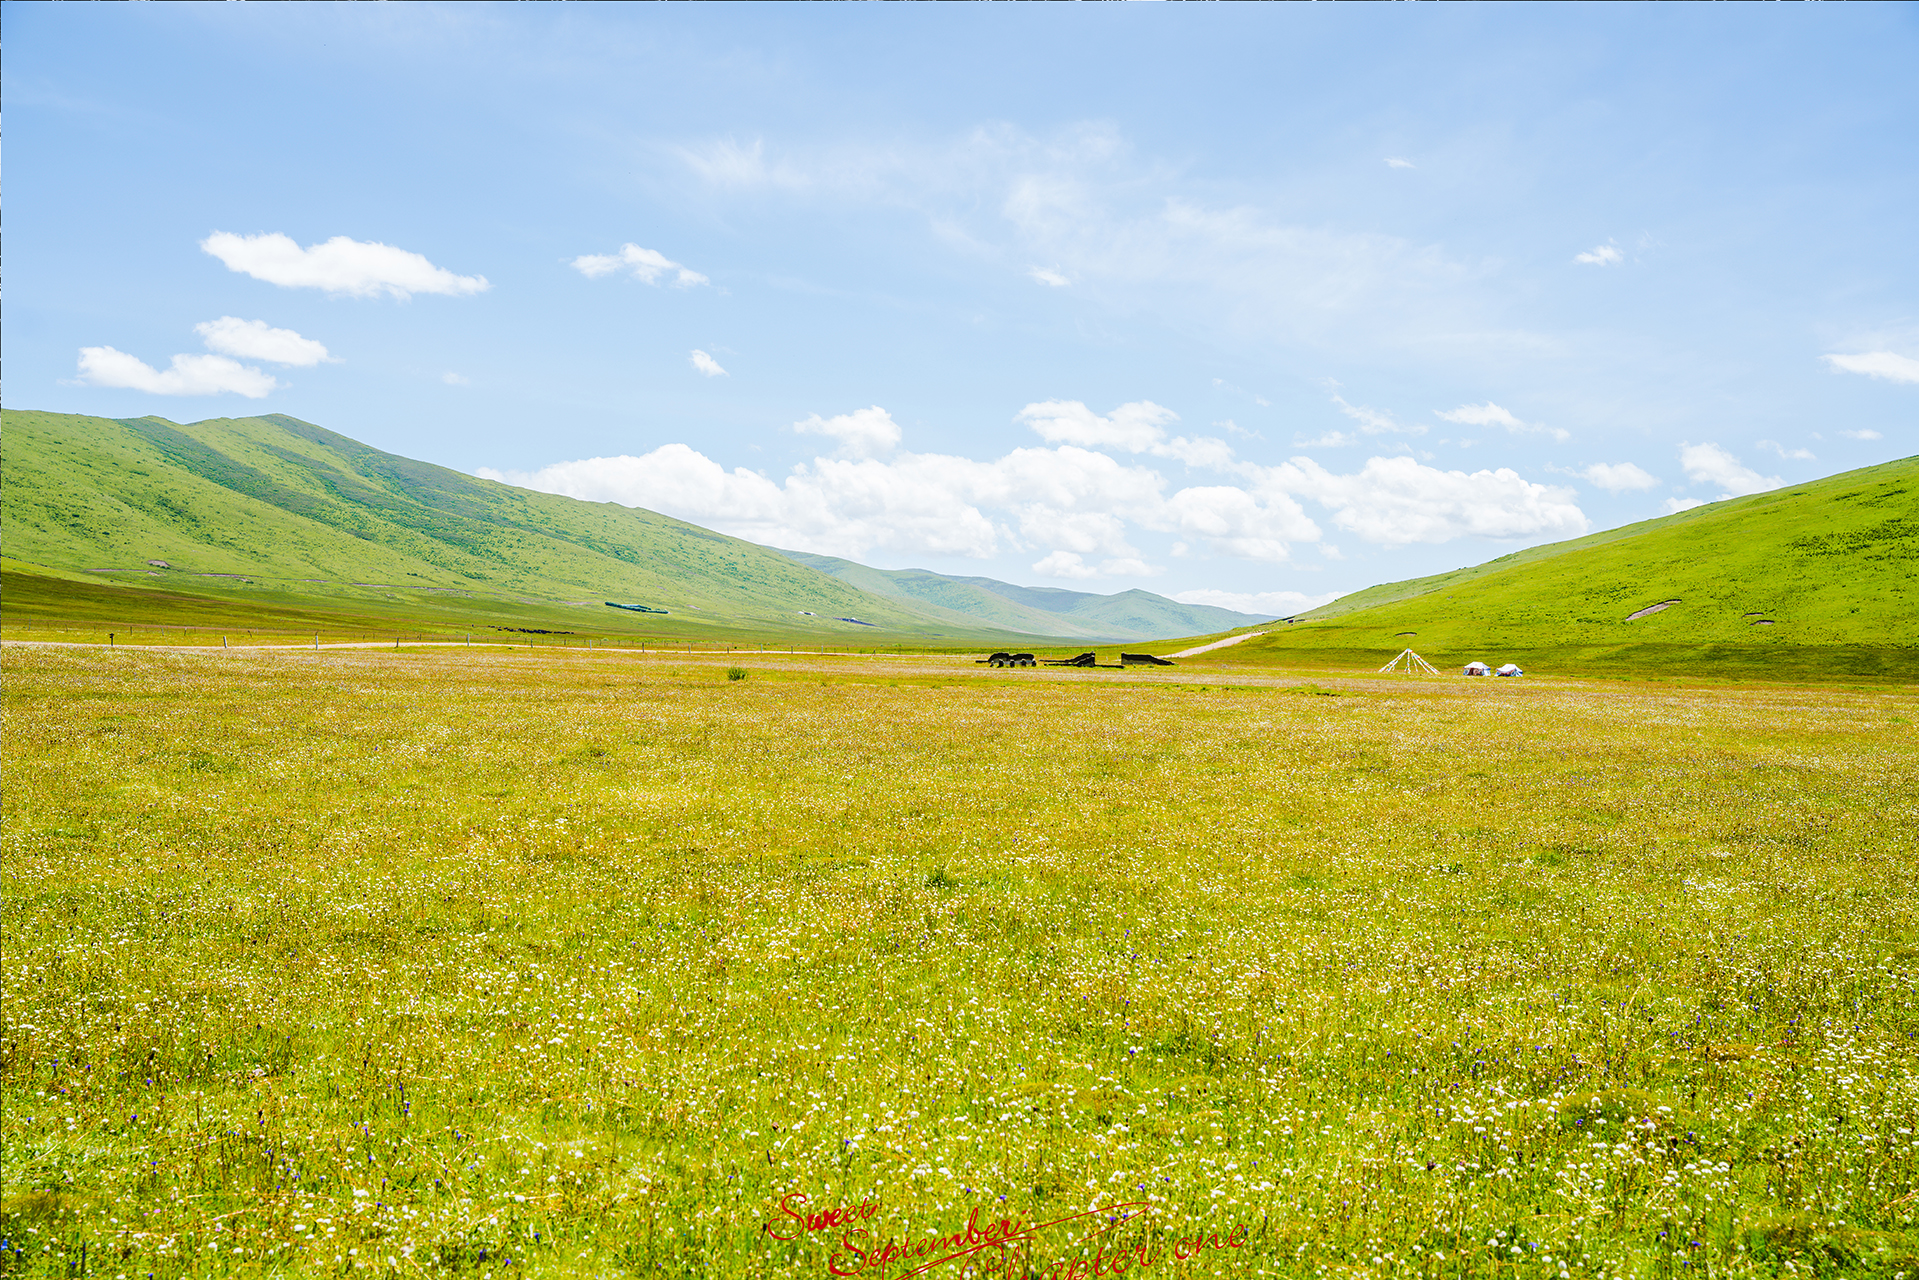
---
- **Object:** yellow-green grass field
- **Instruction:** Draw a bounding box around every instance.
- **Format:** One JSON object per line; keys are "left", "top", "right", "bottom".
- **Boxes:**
{"left": 3, "top": 645, "right": 1916, "bottom": 1279}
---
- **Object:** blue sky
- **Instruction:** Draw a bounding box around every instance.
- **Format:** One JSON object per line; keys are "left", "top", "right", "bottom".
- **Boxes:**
{"left": 8, "top": 3, "right": 1915, "bottom": 614}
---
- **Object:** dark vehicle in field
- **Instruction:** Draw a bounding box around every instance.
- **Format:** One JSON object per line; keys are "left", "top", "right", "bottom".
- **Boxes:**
{"left": 979, "top": 650, "right": 1177, "bottom": 669}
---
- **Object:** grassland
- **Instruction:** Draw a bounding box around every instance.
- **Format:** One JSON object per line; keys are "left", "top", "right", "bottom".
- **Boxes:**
{"left": 1224, "top": 457, "right": 1918, "bottom": 684}
{"left": 4, "top": 645, "right": 1916, "bottom": 1278}
{"left": 0, "top": 411, "right": 1028, "bottom": 643}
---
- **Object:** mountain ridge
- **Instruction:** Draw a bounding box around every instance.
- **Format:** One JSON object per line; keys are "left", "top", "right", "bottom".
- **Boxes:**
{"left": 770, "top": 548, "right": 1270, "bottom": 641}
{"left": 0, "top": 409, "right": 1045, "bottom": 640}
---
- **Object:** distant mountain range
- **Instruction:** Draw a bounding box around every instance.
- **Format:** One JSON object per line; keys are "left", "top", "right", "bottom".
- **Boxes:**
{"left": 0, "top": 410, "right": 1270, "bottom": 642}
{"left": 773, "top": 549, "right": 1269, "bottom": 640}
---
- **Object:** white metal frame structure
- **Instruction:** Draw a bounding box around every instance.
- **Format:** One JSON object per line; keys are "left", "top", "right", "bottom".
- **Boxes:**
{"left": 1378, "top": 647, "right": 1441, "bottom": 675}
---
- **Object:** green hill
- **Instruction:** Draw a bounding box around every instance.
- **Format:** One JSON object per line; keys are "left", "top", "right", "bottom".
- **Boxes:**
{"left": 773, "top": 549, "right": 1269, "bottom": 640}
{"left": 0, "top": 409, "right": 1051, "bottom": 642}
{"left": 1188, "top": 455, "right": 1918, "bottom": 680}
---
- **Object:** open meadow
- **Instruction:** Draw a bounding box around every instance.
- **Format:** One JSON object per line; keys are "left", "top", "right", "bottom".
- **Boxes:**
{"left": 3, "top": 645, "right": 1916, "bottom": 1279}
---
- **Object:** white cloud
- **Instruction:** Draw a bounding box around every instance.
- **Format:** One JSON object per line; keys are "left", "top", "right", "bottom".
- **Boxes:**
{"left": 670, "top": 123, "right": 1566, "bottom": 369}
{"left": 793, "top": 406, "right": 901, "bottom": 459}
{"left": 1332, "top": 394, "right": 1421, "bottom": 436}
{"left": 443, "top": 372, "right": 469, "bottom": 386}
{"left": 1435, "top": 401, "right": 1570, "bottom": 443}
{"left": 1029, "top": 551, "right": 1159, "bottom": 580}
{"left": 77, "top": 347, "right": 279, "bottom": 398}
{"left": 1677, "top": 442, "right": 1780, "bottom": 499}
{"left": 1020, "top": 399, "right": 1176, "bottom": 451}
{"left": 1661, "top": 497, "right": 1707, "bottom": 515}
{"left": 1573, "top": 243, "right": 1624, "bottom": 266}
{"left": 571, "top": 243, "right": 708, "bottom": 288}
{"left": 1028, "top": 266, "right": 1070, "bottom": 287}
{"left": 1822, "top": 351, "right": 1919, "bottom": 384}
{"left": 1152, "top": 484, "right": 1318, "bottom": 564}
{"left": 1757, "top": 439, "right": 1815, "bottom": 461}
{"left": 1249, "top": 455, "right": 1588, "bottom": 547}
{"left": 1578, "top": 462, "right": 1660, "bottom": 492}
{"left": 201, "top": 232, "right": 487, "bottom": 299}
{"left": 1016, "top": 400, "right": 1235, "bottom": 468}
{"left": 1171, "top": 588, "right": 1341, "bottom": 617}
{"left": 690, "top": 350, "right": 728, "bottom": 377}
{"left": 1031, "top": 551, "right": 1101, "bottom": 579}
{"left": 483, "top": 401, "right": 1587, "bottom": 568}
{"left": 1840, "top": 428, "right": 1884, "bottom": 441}
{"left": 479, "top": 436, "right": 1164, "bottom": 564}
{"left": 1384, "top": 157, "right": 1415, "bottom": 170}
{"left": 193, "top": 316, "right": 331, "bottom": 366}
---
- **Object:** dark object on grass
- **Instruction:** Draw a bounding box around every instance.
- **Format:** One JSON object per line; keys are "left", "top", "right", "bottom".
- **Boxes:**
{"left": 606, "top": 601, "right": 669, "bottom": 614}
{"left": 978, "top": 652, "right": 1038, "bottom": 667}
{"left": 1042, "top": 652, "right": 1099, "bottom": 667}
{"left": 1121, "top": 653, "right": 1175, "bottom": 666}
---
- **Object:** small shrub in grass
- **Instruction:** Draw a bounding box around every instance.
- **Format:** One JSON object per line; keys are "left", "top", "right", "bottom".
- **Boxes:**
{"left": 726, "top": 665, "right": 748, "bottom": 681}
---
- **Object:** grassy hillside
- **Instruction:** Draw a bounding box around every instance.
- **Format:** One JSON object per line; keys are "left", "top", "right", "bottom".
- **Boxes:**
{"left": 1177, "top": 455, "right": 1918, "bottom": 680}
{"left": 0, "top": 410, "right": 1055, "bottom": 643}
{"left": 775, "top": 548, "right": 1268, "bottom": 640}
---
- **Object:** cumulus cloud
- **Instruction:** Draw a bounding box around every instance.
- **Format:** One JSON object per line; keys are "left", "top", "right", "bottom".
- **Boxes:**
{"left": 1757, "top": 439, "right": 1816, "bottom": 461}
{"left": 77, "top": 347, "right": 279, "bottom": 398}
{"left": 1840, "top": 428, "right": 1884, "bottom": 440}
{"left": 482, "top": 402, "right": 1586, "bottom": 570}
{"left": 1574, "top": 243, "right": 1624, "bottom": 266}
{"left": 1029, "top": 266, "right": 1070, "bottom": 287}
{"left": 1677, "top": 443, "right": 1780, "bottom": 499}
{"left": 193, "top": 316, "right": 332, "bottom": 366}
{"left": 1435, "top": 401, "right": 1570, "bottom": 443}
{"left": 1171, "top": 588, "right": 1341, "bottom": 617}
{"left": 1662, "top": 497, "right": 1707, "bottom": 515}
{"left": 793, "top": 406, "right": 901, "bottom": 459}
{"left": 201, "top": 232, "right": 487, "bottom": 299}
{"left": 689, "top": 350, "right": 728, "bottom": 377}
{"left": 1384, "top": 157, "right": 1415, "bottom": 170}
{"left": 1016, "top": 400, "right": 1235, "bottom": 468}
{"left": 1822, "top": 351, "right": 1919, "bottom": 384}
{"left": 1578, "top": 462, "right": 1660, "bottom": 492}
{"left": 1250, "top": 455, "right": 1588, "bottom": 547}
{"left": 1152, "top": 485, "right": 1318, "bottom": 564}
{"left": 480, "top": 436, "right": 1164, "bottom": 564}
{"left": 571, "top": 243, "right": 709, "bottom": 288}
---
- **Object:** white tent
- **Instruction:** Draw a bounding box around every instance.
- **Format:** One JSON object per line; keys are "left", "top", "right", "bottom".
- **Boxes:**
{"left": 1463, "top": 661, "right": 1491, "bottom": 676}
{"left": 1496, "top": 663, "right": 1524, "bottom": 677}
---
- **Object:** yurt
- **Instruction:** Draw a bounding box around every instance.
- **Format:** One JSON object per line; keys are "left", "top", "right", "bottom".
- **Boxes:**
{"left": 1495, "top": 663, "right": 1524, "bottom": 677}
{"left": 1463, "top": 661, "right": 1491, "bottom": 676}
